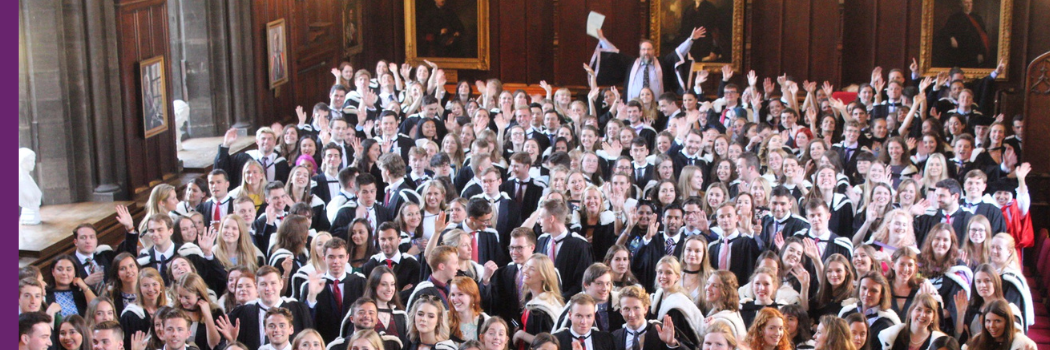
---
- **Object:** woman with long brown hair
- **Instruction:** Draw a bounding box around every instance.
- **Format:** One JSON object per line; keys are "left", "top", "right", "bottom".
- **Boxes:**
{"left": 810, "top": 254, "right": 856, "bottom": 322}
{"left": 917, "top": 223, "right": 971, "bottom": 336}
{"left": 363, "top": 266, "right": 407, "bottom": 342}
{"left": 876, "top": 294, "right": 945, "bottom": 350}
{"left": 813, "top": 315, "right": 856, "bottom": 350}
{"left": 966, "top": 299, "right": 1037, "bottom": 350}
{"left": 700, "top": 271, "right": 747, "bottom": 339}
{"left": 172, "top": 273, "right": 223, "bottom": 349}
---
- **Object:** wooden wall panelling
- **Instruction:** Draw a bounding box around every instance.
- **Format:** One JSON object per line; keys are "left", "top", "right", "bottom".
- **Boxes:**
{"left": 251, "top": 0, "right": 344, "bottom": 127}
{"left": 748, "top": 0, "right": 784, "bottom": 79}
{"left": 780, "top": 0, "right": 812, "bottom": 79}
{"left": 809, "top": 0, "right": 843, "bottom": 84}
{"left": 498, "top": 0, "right": 527, "bottom": 84}
{"left": 116, "top": 0, "right": 178, "bottom": 192}
{"left": 525, "top": 1, "right": 554, "bottom": 84}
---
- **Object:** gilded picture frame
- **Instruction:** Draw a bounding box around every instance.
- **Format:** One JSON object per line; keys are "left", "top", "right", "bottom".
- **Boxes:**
{"left": 649, "top": 0, "right": 745, "bottom": 79}
{"left": 140, "top": 55, "right": 168, "bottom": 139}
{"left": 404, "top": 0, "right": 490, "bottom": 70}
{"left": 344, "top": 0, "right": 363, "bottom": 56}
{"left": 266, "top": 18, "right": 289, "bottom": 89}
{"left": 919, "top": 0, "right": 1011, "bottom": 79}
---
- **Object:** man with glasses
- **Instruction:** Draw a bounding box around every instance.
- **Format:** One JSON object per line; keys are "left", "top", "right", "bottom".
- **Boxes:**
{"left": 472, "top": 168, "right": 522, "bottom": 248}
{"left": 482, "top": 227, "right": 537, "bottom": 325}
{"left": 440, "top": 197, "right": 506, "bottom": 266}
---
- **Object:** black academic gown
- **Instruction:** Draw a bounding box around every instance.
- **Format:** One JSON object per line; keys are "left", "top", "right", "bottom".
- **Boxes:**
{"left": 196, "top": 197, "right": 235, "bottom": 230}
{"left": 758, "top": 214, "right": 811, "bottom": 252}
{"left": 214, "top": 147, "right": 291, "bottom": 188}
{"left": 631, "top": 231, "right": 686, "bottom": 293}
{"left": 330, "top": 203, "right": 394, "bottom": 242}
{"left": 611, "top": 322, "right": 689, "bottom": 350}
{"left": 360, "top": 252, "right": 423, "bottom": 294}
{"left": 960, "top": 199, "right": 1008, "bottom": 234}
{"left": 913, "top": 209, "right": 973, "bottom": 247}
{"left": 307, "top": 273, "right": 368, "bottom": 343}
{"left": 554, "top": 330, "right": 616, "bottom": 350}
{"left": 482, "top": 263, "right": 523, "bottom": 324}
{"left": 537, "top": 232, "right": 595, "bottom": 301}
{"left": 500, "top": 177, "right": 546, "bottom": 219}
{"left": 126, "top": 232, "right": 228, "bottom": 295}
{"left": 228, "top": 298, "right": 314, "bottom": 350}
{"left": 707, "top": 231, "right": 762, "bottom": 288}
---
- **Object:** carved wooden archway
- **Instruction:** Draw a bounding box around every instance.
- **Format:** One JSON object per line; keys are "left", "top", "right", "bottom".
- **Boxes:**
{"left": 1024, "top": 51, "right": 1050, "bottom": 173}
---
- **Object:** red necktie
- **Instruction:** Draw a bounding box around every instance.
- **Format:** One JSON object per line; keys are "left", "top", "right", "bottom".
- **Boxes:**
{"left": 384, "top": 190, "right": 393, "bottom": 206}
{"left": 213, "top": 201, "right": 221, "bottom": 222}
{"left": 332, "top": 279, "right": 343, "bottom": 312}
{"left": 718, "top": 238, "right": 730, "bottom": 270}
{"left": 944, "top": 212, "right": 953, "bottom": 226}
{"left": 548, "top": 238, "right": 558, "bottom": 260}
{"left": 386, "top": 259, "right": 394, "bottom": 269}
{"left": 471, "top": 232, "right": 479, "bottom": 261}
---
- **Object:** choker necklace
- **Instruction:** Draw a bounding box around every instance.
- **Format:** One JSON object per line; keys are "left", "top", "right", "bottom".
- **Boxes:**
{"left": 683, "top": 268, "right": 700, "bottom": 274}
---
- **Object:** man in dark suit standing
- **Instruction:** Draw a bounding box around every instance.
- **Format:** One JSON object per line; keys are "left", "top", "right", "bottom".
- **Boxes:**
{"left": 303, "top": 238, "right": 367, "bottom": 343}
{"left": 250, "top": 182, "right": 291, "bottom": 254}
{"left": 214, "top": 127, "right": 291, "bottom": 188}
{"left": 915, "top": 178, "right": 973, "bottom": 246}
{"left": 948, "top": 134, "right": 1001, "bottom": 184}
{"left": 472, "top": 168, "right": 523, "bottom": 249}
{"left": 196, "top": 169, "right": 233, "bottom": 229}
{"left": 377, "top": 152, "right": 416, "bottom": 216}
{"left": 482, "top": 227, "right": 535, "bottom": 326}
{"left": 312, "top": 144, "right": 344, "bottom": 205}
{"left": 611, "top": 285, "right": 689, "bottom": 350}
{"left": 502, "top": 152, "right": 545, "bottom": 219}
{"left": 708, "top": 203, "right": 762, "bottom": 287}
{"left": 758, "top": 187, "right": 811, "bottom": 251}
{"left": 228, "top": 266, "right": 313, "bottom": 350}
{"left": 553, "top": 294, "right": 615, "bottom": 350}
{"left": 375, "top": 111, "right": 416, "bottom": 161}
{"left": 70, "top": 223, "right": 115, "bottom": 291}
{"left": 331, "top": 174, "right": 392, "bottom": 240}
{"left": 832, "top": 121, "right": 871, "bottom": 182}
{"left": 536, "top": 199, "right": 594, "bottom": 301}
{"left": 361, "top": 222, "right": 422, "bottom": 294}
{"left": 123, "top": 213, "right": 228, "bottom": 295}
{"left": 442, "top": 198, "right": 506, "bottom": 266}
{"left": 632, "top": 205, "right": 686, "bottom": 292}
{"left": 961, "top": 169, "right": 1008, "bottom": 234}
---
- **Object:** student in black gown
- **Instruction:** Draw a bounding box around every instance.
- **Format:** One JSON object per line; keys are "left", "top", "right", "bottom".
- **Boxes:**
{"left": 403, "top": 295, "right": 457, "bottom": 350}
{"left": 886, "top": 249, "right": 935, "bottom": 322}
{"left": 648, "top": 256, "right": 704, "bottom": 347}
{"left": 119, "top": 268, "right": 168, "bottom": 350}
{"left": 839, "top": 272, "right": 902, "bottom": 350}
{"left": 510, "top": 254, "right": 564, "bottom": 350}
{"left": 610, "top": 285, "right": 690, "bottom": 350}
{"left": 874, "top": 294, "right": 947, "bottom": 350}
{"left": 809, "top": 254, "right": 856, "bottom": 323}
{"left": 739, "top": 267, "right": 787, "bottom": 327}
{"left": 916, "top": 223, "right": 971, "bottom": 336}
{"left": 551, "top": 294, "right": 615, "bottom": 350}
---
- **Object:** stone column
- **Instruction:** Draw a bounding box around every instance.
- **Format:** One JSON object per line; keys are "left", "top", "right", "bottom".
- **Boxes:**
{"left": 86, "top": 0, "right": 124, "bottom": 200}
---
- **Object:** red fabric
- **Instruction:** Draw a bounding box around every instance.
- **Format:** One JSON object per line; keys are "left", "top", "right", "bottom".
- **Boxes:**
{"left": 966, "top": 14, "right": 991, "bottom": 53}
{"left": 1002, "top": 201, "right": 1034, "bottom": 261}
{"left": 831, "top": 92, "right": 857, "bottom": 105}
{"left": 519, "top": 309, "right": 531, "bottom": 350}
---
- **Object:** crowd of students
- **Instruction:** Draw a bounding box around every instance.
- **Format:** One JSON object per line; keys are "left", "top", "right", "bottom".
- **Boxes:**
{"left": 17, "top": 43, "right": 1039, "bottom": 350}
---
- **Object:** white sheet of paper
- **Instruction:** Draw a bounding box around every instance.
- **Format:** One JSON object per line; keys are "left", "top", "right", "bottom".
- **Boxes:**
{"left": 586, "top": 11, "right": 606, "bottom": 38}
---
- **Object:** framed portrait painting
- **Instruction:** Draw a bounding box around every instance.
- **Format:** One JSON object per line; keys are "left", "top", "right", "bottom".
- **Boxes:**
{"left": 344, "top": 0, "right": 363, "bottom": 56}
{"left": 650, "top": 0, "right": 744, "bottom": 77}
{"left": 920, "top": 0, "right": 1012, "bottom": 79}
{"left": 140, "top": 56, "right": 168, "bottom": 139}
{"left": 267, "top": 18, "right": 289, "bottom": 88}
{"left": 404, "top": 0, "right": 490, "bottom": 70}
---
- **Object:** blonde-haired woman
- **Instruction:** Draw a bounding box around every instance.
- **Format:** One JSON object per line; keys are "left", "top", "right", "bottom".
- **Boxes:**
{"left": 212, "top": 214, "right": 265, "bottom": 272}
{"left": 405, "top": 295, "right": 457, "bottom": 350}
{"left": 172, "top": 273, "right": 223, "bottom": 349}
{"left": 701, "top": 320, "right": 742, "bottom": 350}
{"left": 920, "top": 153, "right": 949, "bottom": 197}
{"left": 678, "top": 166, "right": 705, "bottom": 199}
{"left": 576, "top": 185, "right": 619, "bottom": 259}
{"left": 291, "top": 231, "right": 331, "bottom": 300}
{"left": 291, "top": 329, "right": 326, "bottom": 350}
{"left": 990, "top": 233, "right": 1035, "bottom": 331}
{"left": 119, "top": 268, "right": 169, "bottom": 349}
{"left": 650, "top": 256, "right": 704, "bottom": 346}
{"left": 229, "top": 159, "right": 268, "bottom": 211}
{"left": 512, "top": 254, "right": 563, "bottom": 349}
{"left": 138, "top": 184, "right": 181, "bottom": 245}
{"left": 865, "top": 209, "right": 917, "bottom": 253}
{"left": 442, "top": 229, "right": 485, "bottom": 283}
{"left": 813, "top": 315, "right": 856, "bottom": 350}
